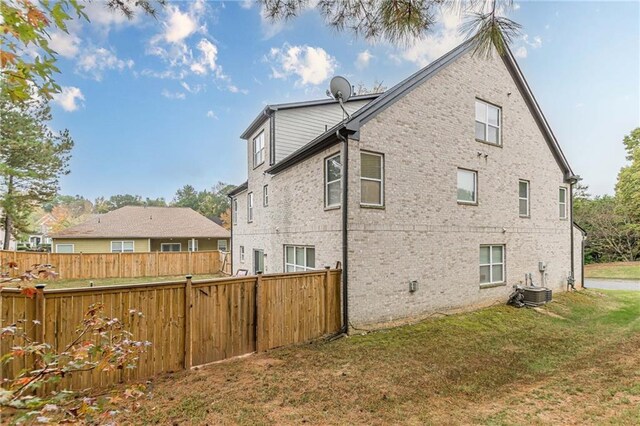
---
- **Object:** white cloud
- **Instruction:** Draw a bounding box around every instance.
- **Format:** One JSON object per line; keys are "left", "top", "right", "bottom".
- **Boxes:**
{"left": 240, "top": 0, "right": 254, "bottom": 9}
{"left": 76, "top": 47, "right": 134, "bottom": 81}
{"left": 400, "top": 8, "right": 465, "bottom": 68}
{"left": 83, "top": 2, "right": 142, "bottom": 29}
{"left": 513, "top": 3, "right": 521, "bottom": 10}
{"left": 269, "top": 44, "right": 337, "bottom": 86}
{"left": 355, "top": 50, "right": 373, "bottom": 69}
{"left": 206, "top": 110, "right": 218, "bottom": 119}
{"left": 53, "top": 86, "right": 85, "bottom": 112}
{"left": 161, "top": 89, "right": 186, "bottom": 100}
{"left": 191, "top": 39, "right": 222, "bottom": 77}
{"left": 514, "top": 46, "right": 527, "bottom": 58}
{"left": 523, "top": 35, "right": 542, "bottom": 49}
{"left": 163, "top": 3, "right": 199, "bottom": 43}
{"left": 49, "top": 30, "right": 81, "bottom": 58}
{"left": 180, "top": 81, "right": 204, "bottom": 94}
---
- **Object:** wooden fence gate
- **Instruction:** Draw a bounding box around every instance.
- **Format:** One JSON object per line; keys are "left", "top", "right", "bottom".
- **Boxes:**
{"left": 0, "top": 269, "right": 342, "bottom": 390}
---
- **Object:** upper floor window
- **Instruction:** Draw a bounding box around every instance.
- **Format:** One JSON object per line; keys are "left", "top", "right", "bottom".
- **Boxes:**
{"left": 457, "top": 168, "right": 477, "bottom": 204}
{"left": 559, "top": 187, "right": 567, "bottom": 219}
{"left": 475, "top": 99, "right": 501, "bottom": 145}
{"left": 360, "top": 152, "right": 384, "bottom": 206}
{"left": 247, "top": 192, "right": 254, "bottom": 222}
{"left": 263, "top": 185, "right": 269, "bottom": 207}
{"left": 232, "top": 198, "right": 238, "bottom": 225}
{"left": 325, "top": 154, "right": 341, "bottom": 208}
{"left": 253, "top": 131, "right": 265, "bottom": 167}
{"left": 519, "top": 180, "right": 530, "bottom": 217}
{"left": 111, "top": 241, "right": 134, "bottom": 253}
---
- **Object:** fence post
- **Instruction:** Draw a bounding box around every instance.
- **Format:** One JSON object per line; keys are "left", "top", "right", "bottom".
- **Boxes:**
{"left": 35, "top": 284, "right": 46, "bottom": 343}
{"left": 184, "top": 275, "right": 193, "bottom": 369}
{"left": 255, "top": 272, "right": 262, "bottom": 352}
{"left": 324, "top": 266, "right": 331, "bottom": 333}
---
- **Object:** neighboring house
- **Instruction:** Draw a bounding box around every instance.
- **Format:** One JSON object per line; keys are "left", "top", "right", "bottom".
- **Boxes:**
{"left": 51, "top": 206, "right": 230, "bottom": 253}
{"left": 25, "top": 213, "right": 57, "bottom": 248}
{"left": 229, "top": 40, "right": 585, "bottom": 328}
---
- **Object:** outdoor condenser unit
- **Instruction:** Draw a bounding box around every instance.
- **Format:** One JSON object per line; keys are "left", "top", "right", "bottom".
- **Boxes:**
{"left": 522, "top": 287, "right": 551, "bottom": 307}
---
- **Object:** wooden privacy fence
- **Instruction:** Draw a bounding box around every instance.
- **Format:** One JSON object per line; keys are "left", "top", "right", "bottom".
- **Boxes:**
{"left": 0, "top": 250, "right": 227, "bottom": 280}
{"left": 0, "top": 268, "right": 342, "bottom": 390}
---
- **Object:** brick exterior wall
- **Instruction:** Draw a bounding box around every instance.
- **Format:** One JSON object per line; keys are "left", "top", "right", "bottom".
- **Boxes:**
{"left": 346, "top": 50, "right": 576, "bottom": 326}
{"left": 232, "top": 48, "right": 582, "bottom": 328}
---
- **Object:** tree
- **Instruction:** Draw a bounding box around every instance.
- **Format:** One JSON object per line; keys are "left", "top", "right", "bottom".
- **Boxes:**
{"left": 355, "top": 80, "right": 387, "bottom": 95}
{"left": 615, "top": 127, "right": 640, "bottom": 223}
{"left": 173, "top": 185, "right": 200, "bottom": 210}
{"left": 260, "top": 0, "right": 521, "bottom": 56}
{"left": 172, "top": 182, "right": 234, "bottom": 219}
{"left": 0, "top": 91, "right": 73, "bottom": 249}
{"left": 1, "top": 0, "right": 164, "bottom": 102}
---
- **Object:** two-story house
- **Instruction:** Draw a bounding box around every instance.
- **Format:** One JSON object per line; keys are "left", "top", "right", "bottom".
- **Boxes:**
{"left": 229, "top": 40, "right": 585, "bottom": 328}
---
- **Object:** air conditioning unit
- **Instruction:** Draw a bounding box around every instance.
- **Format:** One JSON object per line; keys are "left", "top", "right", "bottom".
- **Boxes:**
{"left": 523, "top": 287, "right": 551, "bottom": 307}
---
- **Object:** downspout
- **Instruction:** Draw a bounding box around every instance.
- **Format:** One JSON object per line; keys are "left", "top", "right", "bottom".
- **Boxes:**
{"left": 337, "top": 128, "right": 349, "bottom": 334}
{"left": 228, "top": 195, "right": 234, "bottom": 275}
{"left": 570, "top": 180, "right": 574, "bottom": 280}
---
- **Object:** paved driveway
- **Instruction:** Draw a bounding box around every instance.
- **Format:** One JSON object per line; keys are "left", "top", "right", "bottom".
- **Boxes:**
{"left": 584, "top": 278, "right": 640, "bottom": 291}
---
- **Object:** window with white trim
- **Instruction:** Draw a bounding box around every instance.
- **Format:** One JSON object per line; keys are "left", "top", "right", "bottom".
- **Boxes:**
{"left": 475, "top": 99, "right": 501, "bottom": 145}
{"left": 480, "top": 245, "right": 505, "bottom": 284}
{"left": 324, "top": 154, "right": 341, "bottom": 208}
{"left": 240, "top": 246, "right": 245, "bottom": 262}
{"left": 111, "top": 241, "right": 134, "bottom": 253}
{"left": 188, "top": 239, "right": 198, "bottom": 252}
{"left": 161, "top": 243, "right": 181, "bottom": 252}
{"left": 519, "top": 180, "right": 530, "bottom": 217}
{"left": 232, "top": 198, "right": 238, "bottom": 225}
{"left": 217, "top": 239, "right": 228, "bottom": 252}
{"left": 253, "top": 131, "right": 265, "bottom": 167}
{"left": 559, "top": 187, "right": 567, "bottom": 219}
{"left": 263, "top": 185, "right": 269, "bottom": 207}
{"left": 360, "top": 152, "right": 384, "bottom": 206}
{"left": 247, "top": 192, "right": 254, "bottom": 222}
{"left": 284, "top": 245, "right": 315, "bottom": 272}
{"left": 55, "top": 244, "right": 74, "bottom": 253}
{"left": 457, "top": 169, "right": 477, "bottom": 204}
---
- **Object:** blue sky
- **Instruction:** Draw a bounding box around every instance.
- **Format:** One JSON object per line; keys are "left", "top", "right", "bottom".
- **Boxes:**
{"left": 48, "top": 0, "right": 639, "bottom": 201}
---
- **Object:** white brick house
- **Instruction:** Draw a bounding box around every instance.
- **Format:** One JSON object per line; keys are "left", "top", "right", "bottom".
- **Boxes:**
{"left": 229, "top": 41, "right": 585, "bottom": 328}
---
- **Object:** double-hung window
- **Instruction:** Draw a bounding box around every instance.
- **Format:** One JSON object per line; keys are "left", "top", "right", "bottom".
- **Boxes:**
{"left": 111, "top": 241, "right": 134, "bottom": 253}
{"left": 232, "top": 198, "right": 238, "bottom": 225}
{"left": 519, "top": 180, "right": 530, "bottom": 217}
{"left": 480, "top": 245, "right": 505, "bottom": 284}
{"left": 457, "top": 168, "right": 477, "bottom": 204}
{"left": 240, "top": 246, "right": 245, "bottom": 262}
{"left": 284, "top": 245, "right": 315, "bottom": 272}
{"left": 325, "top": 154, "right": 341, "bottom": 208}
{"left": 253, "top": 131, "right": 265, "bottom": 167}
{"left": 188, "top": 239, "right": 198, "bottom": 252}
{"left": 263, "top": 185, "right": 269, "bottom": 207}
{"left": 217, "top": 240, "right": 227, "bottom": 252}
{"left": 247, "top": 192, "right": 254, "bottom": 222}
{"left": 475, "top": 99, "right": 501, "bottom": 145}
{"left": 559, "top": 187, "right": 567, "bottom": 219}
{"left": 360, "top": 152, "right": 384, "bottom": 206}
{"left": 161, "top": 243, "right": 181, "bottom": 252}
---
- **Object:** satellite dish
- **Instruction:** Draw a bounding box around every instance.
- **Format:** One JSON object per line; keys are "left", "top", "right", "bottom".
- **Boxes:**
{"left": 329, "top": 76, "right": 352, "bottom": 102}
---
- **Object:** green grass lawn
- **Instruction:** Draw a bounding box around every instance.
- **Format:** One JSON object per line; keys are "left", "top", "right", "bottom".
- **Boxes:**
{"left": 585, "top": 261, "right": 640, "bottom": 279}
{"left": 3, "top": 273, "right": 225, "bottom": 289}
{"left": 116, "top": 290, "right": 640, "bottom": 425}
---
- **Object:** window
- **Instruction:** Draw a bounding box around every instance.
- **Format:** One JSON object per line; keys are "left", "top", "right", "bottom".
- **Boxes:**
{"left": 480, "top": 245, "right": 505, "bottom": 284}
{"left": 360, "top": 152, "right": 384, "bottom": 206}
{"left": 217, "top": 239, "right": 228, "bottom": 252}
{"left": 253, "top": 131, "right": 265, "bottom": 167}
{"left": 253, "top": 249, "right": 264, "bottom": 274}
{"left": 111, "top": 241, "right": 134, "bottom": 253}
{"left": 325, "top": 154, "right": 341, "bottom": 208}
{"left": 240, "top": 246, "right": 245, "bottom": 262}
{"left": 188, "top": 239, "right": 199, "bottom": 252}
{"left": 232, "top": 198, "right": 238, "bottom": 225}
{"left": 263, "top": 185, "right": 269, "bottom": 207}
{"left": 559, "top": 187, "right": 567, "bottom": 219}
{"left": 284, "top": 245, "right": 315, "bottom": 272}
{"left": 247, "top": 192, "right": 254, "bottom": 222}
{"left": 475, "top": 99, "right": 501, "bottom": 145}
{"left": 519, "top": 180, "right": 530, "bottom": 217}
{"left": 457, "top": 169, "right": 477, "bottom": 204}
{"left": 161, "top": 243, "right": 181, "bottom": 252}
{"left": 55, "top": 244, "right": 74, "bottom": 253}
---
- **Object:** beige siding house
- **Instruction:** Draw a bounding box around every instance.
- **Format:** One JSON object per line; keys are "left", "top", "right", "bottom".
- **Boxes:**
{"left": 230, "top": 41, "right": 585, "bottom": 328}
{"left": 51, "top": 206, "right": 229, "bottom": 254}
